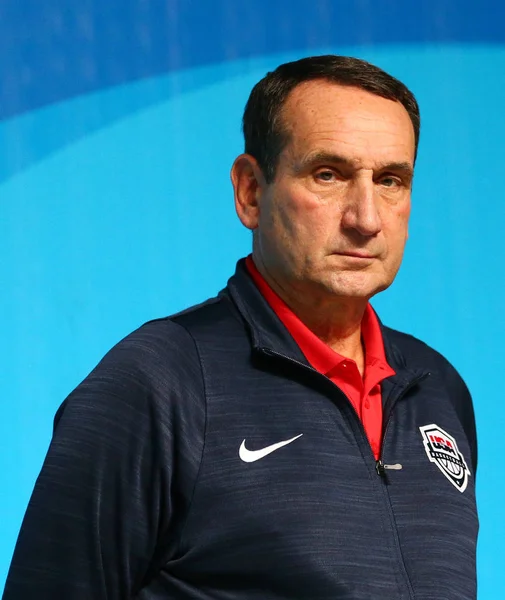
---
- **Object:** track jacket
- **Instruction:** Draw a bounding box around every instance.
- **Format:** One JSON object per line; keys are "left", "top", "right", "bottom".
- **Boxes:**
{"left": 3, "top": 259, "right": 479, "bottom": 600}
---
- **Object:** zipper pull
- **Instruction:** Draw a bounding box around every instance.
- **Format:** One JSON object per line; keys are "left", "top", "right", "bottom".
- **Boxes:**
{"left": 376, "top": 460, "right": 403, "bottom": 477}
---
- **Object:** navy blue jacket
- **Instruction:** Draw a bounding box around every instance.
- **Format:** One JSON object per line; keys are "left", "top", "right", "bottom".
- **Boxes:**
{"left": 3, "top": 259, "right": 478, "bottom": 600}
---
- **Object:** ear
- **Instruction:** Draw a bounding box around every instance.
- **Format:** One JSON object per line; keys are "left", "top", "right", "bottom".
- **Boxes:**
{"left": 231, "top": 154, "right": 267, "bottom": 230}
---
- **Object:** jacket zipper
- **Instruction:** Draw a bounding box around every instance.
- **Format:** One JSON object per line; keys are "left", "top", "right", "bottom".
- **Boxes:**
{"left": 259, "top": 346, "right": 430, "bottom": 600}
{"left": 258, "top": 347, "right": 318, "bottom": 373}
{"left": 374, "top": 371, "right": 430, "bottom": 600}
{"left": 260, "top": 347, "right": 429, "bottom": 471}
{"left": 375, "top": 461, "right": 402, "bottom": 476}
{"left": 376, "top": 372, "right": 430, "bottom": 478}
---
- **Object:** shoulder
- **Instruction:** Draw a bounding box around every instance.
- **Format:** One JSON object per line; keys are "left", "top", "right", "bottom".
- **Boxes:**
{"left": 55, "top": 299, "right": 229, "bottom": 425}
{"left": 94, "top": 294, "right": 238, "bottom": 385}
{"left": 384, "top": 326, "right": 465, "bottom": 384}
{"left": 87, "top": 316, "right": 202, "bottom": 397}
{"left": 62, "top": 293, "right": 242, "bottom": 409}
{"left": 383, "top": 326, "right": 474, "bottom": 428}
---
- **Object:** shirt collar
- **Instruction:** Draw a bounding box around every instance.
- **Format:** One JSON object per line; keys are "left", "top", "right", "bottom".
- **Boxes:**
{"left": 245, "top": 255, "right": 395, "bottom": 378}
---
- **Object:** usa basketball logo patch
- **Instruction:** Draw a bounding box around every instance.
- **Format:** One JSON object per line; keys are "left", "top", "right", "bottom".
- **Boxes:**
{"left": 419, "top": 424, "right": 470, "bottom": 493}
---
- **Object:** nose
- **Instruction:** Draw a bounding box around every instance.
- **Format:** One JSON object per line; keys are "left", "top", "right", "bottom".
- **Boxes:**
{"left": 340, "top": 176, "right": 382, "bottom": 237}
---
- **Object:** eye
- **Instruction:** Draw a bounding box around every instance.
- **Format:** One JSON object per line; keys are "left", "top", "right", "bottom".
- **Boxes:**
{"left": 314, "top": 169, "right": 337, "bottom": 182}
{"left": 379, "top": 176, "right": 402, "bottom": 188}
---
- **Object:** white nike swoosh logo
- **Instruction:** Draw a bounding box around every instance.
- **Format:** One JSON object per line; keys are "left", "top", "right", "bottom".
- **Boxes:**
{"left": 239, "top": 434, "right": 303, "bottom": 463}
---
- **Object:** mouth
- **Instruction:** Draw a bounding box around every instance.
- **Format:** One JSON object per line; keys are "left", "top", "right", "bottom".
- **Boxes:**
{"left": 333, "top": 251, "right": 377, "bottom": 260}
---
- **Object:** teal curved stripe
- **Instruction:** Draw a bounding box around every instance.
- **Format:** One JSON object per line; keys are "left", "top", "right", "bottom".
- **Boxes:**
{"left": 0, "top": 58, "right": 253, "bottom": 184}
{"left": 0, "top": 44, "right": 501, "bottom": 185}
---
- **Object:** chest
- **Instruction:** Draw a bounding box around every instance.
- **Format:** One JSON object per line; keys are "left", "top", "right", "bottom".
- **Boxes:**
{"left": 184, "top": 369, "right": 476, "bottom": 540}
{"left": 165, "top": 363, "right": 477, "bottom": 599}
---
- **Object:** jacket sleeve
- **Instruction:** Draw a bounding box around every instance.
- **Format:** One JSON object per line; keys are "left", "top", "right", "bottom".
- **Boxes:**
{"left": 2, "top": 321, "right": 205, "bottom": 600}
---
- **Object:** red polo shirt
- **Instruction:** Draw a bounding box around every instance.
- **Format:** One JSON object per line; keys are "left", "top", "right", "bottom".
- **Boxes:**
{"left": 246, "top": 256, "right": 395, "bottom": 459}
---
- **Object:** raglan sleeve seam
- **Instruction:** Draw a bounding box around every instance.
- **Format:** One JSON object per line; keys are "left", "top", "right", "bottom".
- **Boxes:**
{"left": 434, "top": 361, "right": 478, "bottom": 477}
{"left": 169, "top": 321, "right": 209, "bottom": 555}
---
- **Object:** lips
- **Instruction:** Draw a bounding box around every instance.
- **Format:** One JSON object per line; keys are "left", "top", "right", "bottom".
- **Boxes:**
{"left": 334, "top": 251, "right": 377, "bottom": 259}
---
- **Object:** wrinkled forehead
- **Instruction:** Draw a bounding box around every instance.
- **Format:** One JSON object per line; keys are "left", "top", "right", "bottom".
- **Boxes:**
{"left": 278, "top": 81, "right": 416, "bottom": 165}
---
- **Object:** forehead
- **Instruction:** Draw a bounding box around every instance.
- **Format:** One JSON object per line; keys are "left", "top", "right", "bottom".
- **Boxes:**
{"left": 280, "top": 80, "right": 416, "bottom": 165}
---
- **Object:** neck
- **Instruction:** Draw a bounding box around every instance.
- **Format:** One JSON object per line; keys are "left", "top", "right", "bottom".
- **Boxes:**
{"left": 253, "top": 256, "right": 368, "bottom": 373}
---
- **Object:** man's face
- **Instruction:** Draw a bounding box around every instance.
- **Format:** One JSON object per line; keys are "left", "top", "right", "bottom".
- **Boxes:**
{"left": 250, "top": 80, "right": 415, "bottom": 302}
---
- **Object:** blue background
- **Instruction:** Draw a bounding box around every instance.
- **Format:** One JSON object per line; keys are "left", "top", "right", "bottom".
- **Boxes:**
{"left": 1, "top": 1, "right": 504, "bottom": 596}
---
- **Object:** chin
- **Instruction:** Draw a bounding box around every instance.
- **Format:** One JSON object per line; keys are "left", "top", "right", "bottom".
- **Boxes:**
{"left": 323, "top": 272, "right": 391, "bottom": 300}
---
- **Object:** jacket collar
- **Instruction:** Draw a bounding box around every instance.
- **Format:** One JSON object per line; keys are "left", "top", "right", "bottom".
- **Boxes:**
{"left": 226, "top": 259, "right": 309, "bottom": 366}
{"left": 226, "top": 258, "right": 425, "bottom": 386}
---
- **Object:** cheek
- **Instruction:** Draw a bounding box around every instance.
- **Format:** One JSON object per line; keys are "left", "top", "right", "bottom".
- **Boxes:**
{"left": 382, "top": 205, "right": 410, "bottom": 250}
{"left": 271, "top": 187, "right": 332, "bottom": 242}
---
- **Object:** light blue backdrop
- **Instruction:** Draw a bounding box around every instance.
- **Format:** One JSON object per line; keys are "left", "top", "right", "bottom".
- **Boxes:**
{"left": 1, "top": 2, "right": 504, "bottom": 597}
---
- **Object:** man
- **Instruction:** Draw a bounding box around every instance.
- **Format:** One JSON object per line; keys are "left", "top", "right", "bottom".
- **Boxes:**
{"left": 3, "top": 56, "right": 478, "bottom": 599}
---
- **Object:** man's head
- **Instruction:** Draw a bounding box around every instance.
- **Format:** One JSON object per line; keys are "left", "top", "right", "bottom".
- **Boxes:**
{"left": 242, "top": 55, "right": 420, "bottom": 184}
{"left": 231, "top": 55, "right": 419, "bottom": 306}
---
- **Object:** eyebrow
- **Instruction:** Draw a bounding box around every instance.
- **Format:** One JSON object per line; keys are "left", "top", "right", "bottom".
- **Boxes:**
{"left": 295, "top": 151, "right": 414, "bottom": 179}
